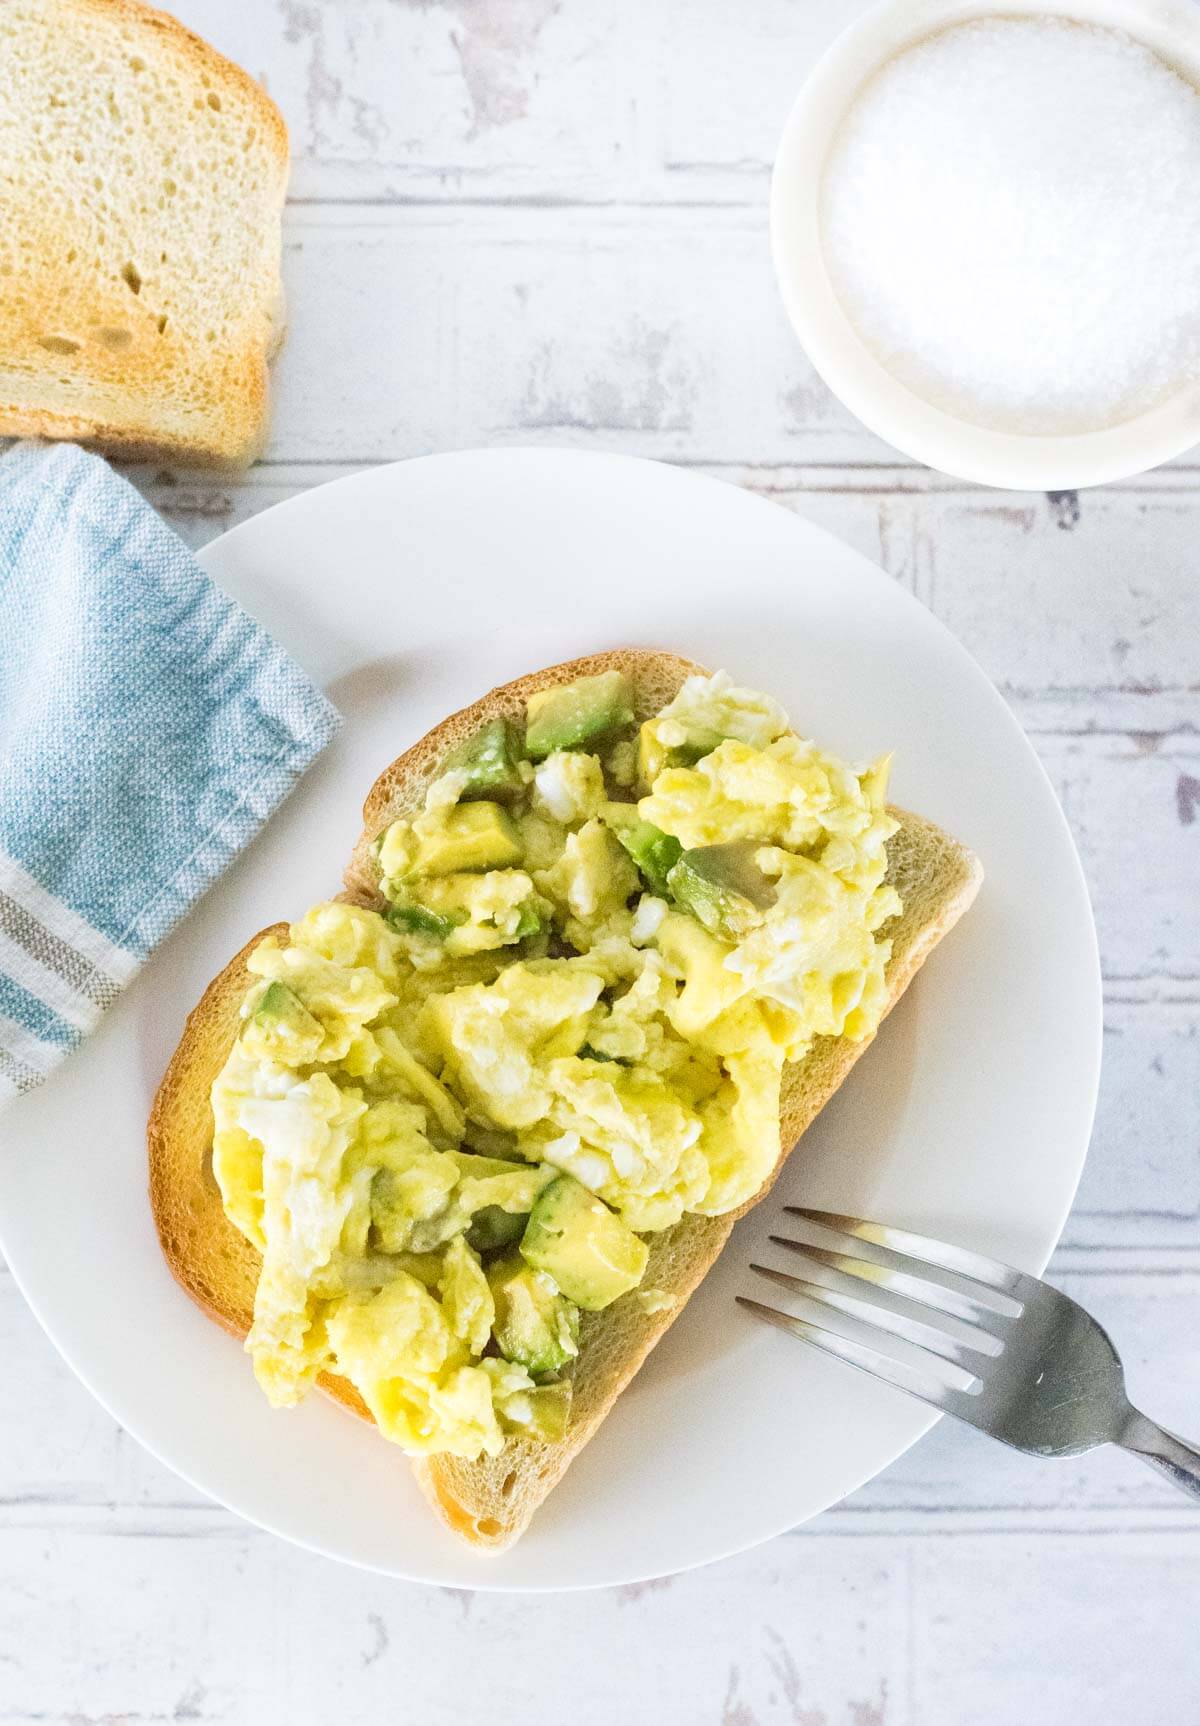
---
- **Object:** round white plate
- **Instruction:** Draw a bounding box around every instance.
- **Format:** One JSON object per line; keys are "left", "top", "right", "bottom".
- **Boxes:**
{"left": 0, "top": 450, "right": 1101, "bottom": 1591}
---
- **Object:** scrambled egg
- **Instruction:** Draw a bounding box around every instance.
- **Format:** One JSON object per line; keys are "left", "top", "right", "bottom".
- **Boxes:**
{"left": 211, "top": 670, "right": 901, "bottom": 1460}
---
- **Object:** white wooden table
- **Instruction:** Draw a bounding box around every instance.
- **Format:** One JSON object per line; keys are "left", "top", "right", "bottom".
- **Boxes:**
{"left": 3, "top": 3, "right": 1198, "bottom": 1720}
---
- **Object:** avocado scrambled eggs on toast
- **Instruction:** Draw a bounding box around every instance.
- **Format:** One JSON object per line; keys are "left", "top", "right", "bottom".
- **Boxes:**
{"left": 209, "top": 668, "right": 901, "bottom": 1462}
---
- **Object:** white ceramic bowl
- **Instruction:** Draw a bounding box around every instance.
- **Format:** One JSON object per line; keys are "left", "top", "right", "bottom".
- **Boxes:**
{"left": 771, "top": 0, "right": 1200, "bottom": 489}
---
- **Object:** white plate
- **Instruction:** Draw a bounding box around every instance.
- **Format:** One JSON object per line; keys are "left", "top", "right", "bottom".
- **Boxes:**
{"left": 0, "top": 450, "right": 1101, "bottom": 1591}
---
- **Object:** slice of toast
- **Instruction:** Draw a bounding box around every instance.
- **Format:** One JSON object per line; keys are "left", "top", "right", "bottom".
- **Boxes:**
{"left": 0, "top": 0, "right": 288, "bottom": 467}
{"left": 149, "top": 650, "right": 982, "bottom": 1550}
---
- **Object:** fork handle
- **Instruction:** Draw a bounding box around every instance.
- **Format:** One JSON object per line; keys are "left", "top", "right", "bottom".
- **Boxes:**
{"left": 1118, "top": 1409, "right": 1200, "bottom": 1502}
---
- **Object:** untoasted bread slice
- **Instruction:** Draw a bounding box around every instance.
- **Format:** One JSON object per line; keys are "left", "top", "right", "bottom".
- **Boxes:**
{"left": 0, "top": 0, "right": 288, "bottom": 467}
{"left": 149, "top": 650, "right": 981, "bottom": 1550}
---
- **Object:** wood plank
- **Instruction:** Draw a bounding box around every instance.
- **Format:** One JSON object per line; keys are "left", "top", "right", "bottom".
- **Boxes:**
{"left": 1064, "top": 999, "right": 1199, "bottom": 1249}
{"left": 1035, "top": 731, "right": 1198, "bottom": 980}
{"left": 264, "top": 205, "right": 883, "bottom": 464}
{"left": 177, "top": 0, "right": 849, "bottom": 205}
{"left": 251, "top": 202, "right": 1200, "bottom": 471}
{"left": 0, "top": 1516, "right": 1197, "bottom": 1725}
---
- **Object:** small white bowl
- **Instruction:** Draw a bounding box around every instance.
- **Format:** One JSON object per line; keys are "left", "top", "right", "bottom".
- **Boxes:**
{"left": 771, "top": 0, "right": 1200, "bottom": 489}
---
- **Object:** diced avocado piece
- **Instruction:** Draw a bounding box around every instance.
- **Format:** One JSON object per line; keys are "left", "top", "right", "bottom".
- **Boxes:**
{"left": 442, "top": 718, "right": 527, "bottom": 803}
{"left": 525, "top": 671, "right": 635, "bottom": 761}
{"left": 488, "top": 1253, "right": 580, "bottom": 1375}
{"left": 514, "top": 902, "right": 545, "bottom": 941}
{"left": 673, "top": 733, "right": 724, "bottom": 765}
{"left": 253, "top": 980, "right": 308, "bottom": 1024}
{"left": 667, "top": 840, "right": 777, "bottom": 940}
{"left": 637, "top": 725, "right": 726, "bottom": 786}
{"left": 450, "top": 1151, "right": 556, "bottom": 1219}
{"left": 414, "top": 802, "right": 523, "bottom": 876}
{"left": 461, "top": 1123, "right": 521, "bottom": 1160}
{"left": 449, "top": 1149, "right": 540, "bottom": 1184}
{"left": 521, "top": 1378, "right": 572, "bottom": 1443}
{"left": 596, "top": 798, "right": 637, "bottom": 838}
{"left": 467, "top": 1205, "right": 528, "bottom": 1253}
{"left": 520, "top": 1175, "right": 648, "bottom": 1311}
{"left": 385, "top": 901, "right": 464, "bottom": 939}
{"left": 247, "top": 982, "right": 323, "bottom": 1057}
{"left": 613, "top": 819, "right": 683, "bottom": 896}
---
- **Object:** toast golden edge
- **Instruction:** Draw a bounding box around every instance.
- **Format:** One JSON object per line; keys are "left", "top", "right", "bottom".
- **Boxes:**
{"left": 148, "top": 648, "right": 983, "bottom": 1552}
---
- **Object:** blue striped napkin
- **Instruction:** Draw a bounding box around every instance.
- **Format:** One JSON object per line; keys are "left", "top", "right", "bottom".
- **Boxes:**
{"left": 0, "top": 442, "right": 340, "bottom": 1104}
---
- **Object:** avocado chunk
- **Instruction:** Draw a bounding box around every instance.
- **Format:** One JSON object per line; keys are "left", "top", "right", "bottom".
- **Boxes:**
{"left": 449, "top": 1150, "right": 529, "bottom": 1178}
{"left": 637, "top": 725, "right": 726, "bottom": 786}
{"left": 414, "top": 802, "right": 523, "bottom": 876}
{"left": 385, "top": 901, "right": 463, "bottom": 940}
{"left": 253, "top": 980, "right": 310, "bottom": 1025}
{"left": 488, "top": 1253, "right": 580, "bottom": 1375}
{"left": 667, "top": 840, "right": 778, "bottom": 940}
{"left": 613, "top": 819, "right": 683, "bottom": 896}
{"left": 451, "top": 1150, "right": 556, "bottom": 1220}
{"left": 513, "top": 902, "right": 546, "bottom": 941}
{"left": 467, "top": 1205, "right": 528, "bottom": 1253}
{"left": 443, "top": 718, "right": 527, "bottom": 803}
{"left": 520, "top": 1175, "right": 648, "bottom": 1311}
{"left": 515, "top": 1378, "right": 573, "bottom": 1443}
{"left": 525, "top": 671, "right": 635, "bottom": 762}
{"left": 247, "top": 981, "right": 323, "bottom": 1058}
{"left": 449, "top": 1149, "right": 552, "bottom": 1191}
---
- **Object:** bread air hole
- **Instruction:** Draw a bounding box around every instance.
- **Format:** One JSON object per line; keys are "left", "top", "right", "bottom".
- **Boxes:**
{"left": 476, "top": 1518, "right": 503, "bottom": 1539}
{"left": 207, "top": 91, "right": 222, "bottom": 111}
{"left": 501, "top": 1470, "right": 517, "bottom": 1497}
{"left": 38, "top": 334, "right": 79, "bottom": 355}
{"left": 98, "top": 327, "right": 132, "bottom": 350}
{"left": 121, "top": 261, "right": 141, "bottom": 294}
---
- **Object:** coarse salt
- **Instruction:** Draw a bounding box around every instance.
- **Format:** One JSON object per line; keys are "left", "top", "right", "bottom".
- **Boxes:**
{"left": 820, "top": 16, "right": 1200, "bottom": 435}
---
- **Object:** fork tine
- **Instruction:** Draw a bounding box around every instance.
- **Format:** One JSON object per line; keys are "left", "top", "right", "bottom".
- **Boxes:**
{"left": 736, "top": 1297, "right": 978, "bottom": 1413}
{"left": 749, "top": 1263, "right": 998, "bottom": 1371}
{"left": 768, "top": 1236, "right": 1015, "bottom": 1330}
{"left": 784, "top": 1207, "right": 1030, "bottom": 1302}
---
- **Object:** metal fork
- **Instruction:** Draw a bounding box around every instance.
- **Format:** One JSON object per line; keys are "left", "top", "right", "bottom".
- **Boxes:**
{"left": 738, "top": 1206, "right": 1200, "bottom": 1500}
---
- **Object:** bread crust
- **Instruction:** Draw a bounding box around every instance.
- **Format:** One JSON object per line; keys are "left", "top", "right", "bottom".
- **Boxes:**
{"left": 148, "top": 649, "right": 982, "bottom": 1550}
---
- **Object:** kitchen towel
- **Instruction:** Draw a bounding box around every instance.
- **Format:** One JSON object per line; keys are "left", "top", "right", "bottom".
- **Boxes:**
{"left": 0, "top": 441, "right": 339, "bottom": 1105}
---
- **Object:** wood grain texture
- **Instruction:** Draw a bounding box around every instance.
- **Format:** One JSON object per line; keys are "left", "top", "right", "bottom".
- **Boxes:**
{"left": 2, "top": 0, "right": 1199, "bottom": 1717}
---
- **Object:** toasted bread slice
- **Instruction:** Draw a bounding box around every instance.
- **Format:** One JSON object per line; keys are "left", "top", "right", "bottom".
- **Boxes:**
{"left": 149, "top": 650, "right": 982, "bottom": 1550}
{"left": 0, "top": 0, "right": 288, "bottom": 467}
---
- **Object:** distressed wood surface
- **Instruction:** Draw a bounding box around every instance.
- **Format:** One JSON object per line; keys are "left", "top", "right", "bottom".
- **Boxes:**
{"left": 2, "top": 1, "right": 1199, "bottom": 1721}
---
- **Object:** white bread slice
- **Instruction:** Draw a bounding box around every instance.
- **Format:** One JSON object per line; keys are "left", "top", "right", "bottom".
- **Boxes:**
{"left": 149, "top": 650, "right": 982, "bottom": 1551}
{"left": 0, "top": 0, "right": 288, "bottom": 467}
